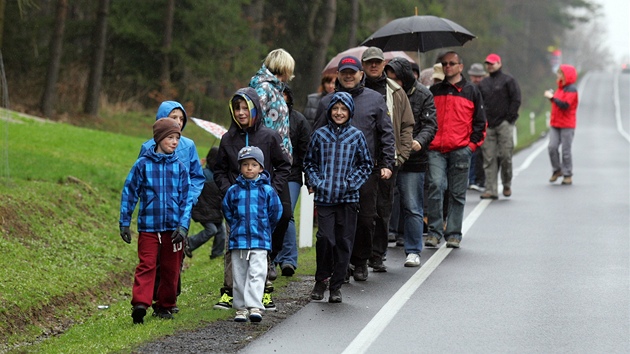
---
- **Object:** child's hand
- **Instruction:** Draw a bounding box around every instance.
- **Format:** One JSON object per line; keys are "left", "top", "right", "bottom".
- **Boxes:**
{"left": 172, "top": 226, "right": 188, "bottom": 244}
{"left": 120, "top": 226, "right": 131, "bottom": 244}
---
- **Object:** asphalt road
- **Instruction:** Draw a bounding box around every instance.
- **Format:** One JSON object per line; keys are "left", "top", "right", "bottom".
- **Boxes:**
{"left": 241, "top": 70, "right": 630, "bottom": 354}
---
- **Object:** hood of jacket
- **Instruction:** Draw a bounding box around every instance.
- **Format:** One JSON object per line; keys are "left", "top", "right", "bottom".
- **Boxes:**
{"left": 156, "top": 101, "right": 187, "bottom": 132}
{"left": 249, "top": 64, "right": 285, "bottom": 94}
{"left": 385, "top": 57, "right": 416, "bottom": 93}
{"left": 143, "top": 144, "right": 180, "bottom": 164}
{"left": 558, "top": 64, "right": 577, "bottom": 89}
{"left": 326, "top": 91, "right": 355, "bottom": 129}
{"left": 235, "top": 169, "right": 272, "bottom": 189}
{"left": 229, "top": 87, "right": 263, "bottom": 131}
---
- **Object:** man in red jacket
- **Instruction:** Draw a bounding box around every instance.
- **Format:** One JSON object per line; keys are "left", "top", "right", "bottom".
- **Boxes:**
{"left": 544, "top": 64, "right": 578, "bottom": 185}
{"left": 425, "top": 51, "right": 486, "bottom": 249}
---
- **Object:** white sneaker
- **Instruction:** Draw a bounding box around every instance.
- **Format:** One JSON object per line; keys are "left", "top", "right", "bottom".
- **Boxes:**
{"left": 234, "top": 309, "right": 248, "bottom": 322}
{"left": 249, "top": 308, "right": 263, "bottom": 322}
{"left": 404, "top": 253, "right": 421, "bottom": 267}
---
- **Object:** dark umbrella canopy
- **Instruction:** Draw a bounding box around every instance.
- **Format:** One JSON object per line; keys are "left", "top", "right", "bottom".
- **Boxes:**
{"left": 361, "top": 15, "right": 476, "bottom": 53}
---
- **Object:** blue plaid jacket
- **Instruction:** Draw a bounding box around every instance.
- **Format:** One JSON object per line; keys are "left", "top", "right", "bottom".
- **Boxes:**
{"left": 222, "top": 171, "right": 282, "bottom": 251}
{"left": 119, "top": 147, "right": 191, "bottom": 232}
{"left": 304, "top": 118, "right": 373, "bottom": 204}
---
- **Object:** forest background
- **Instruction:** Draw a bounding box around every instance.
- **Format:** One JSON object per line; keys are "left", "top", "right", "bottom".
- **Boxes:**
{"left": 0, "top": 0, "right": 614, "bottom": 128}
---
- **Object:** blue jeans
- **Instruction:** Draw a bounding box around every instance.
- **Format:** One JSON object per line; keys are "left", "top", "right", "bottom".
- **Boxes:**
{"left": 396, "top": 171, "right": 425, "bottom": 254}
{"left": 188, "top": 221, "right": 226, "bottom": 258}
{"left": 427, "top": 147, "right": 472, "bottom": 241}
{"left": 274, "top": 181, "right": 301, "bottom": 268}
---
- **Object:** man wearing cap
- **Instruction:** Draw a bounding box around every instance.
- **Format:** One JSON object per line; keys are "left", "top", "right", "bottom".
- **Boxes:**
{"left": 478, "top": 53, "right": 521, "bottom": 199}
{"left": 361, "top": 47, "right": 414, "bottom": 272}
{"left": 467, "top": 63, "right": 489, "bottom": 192}
{"left": 314, "top": 55, "right": 395, "bottom": 281}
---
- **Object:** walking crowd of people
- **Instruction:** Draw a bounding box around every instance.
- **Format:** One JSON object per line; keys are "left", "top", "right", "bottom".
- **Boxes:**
{"left": 118, "top": 46, "right": 578, "bottom": 324}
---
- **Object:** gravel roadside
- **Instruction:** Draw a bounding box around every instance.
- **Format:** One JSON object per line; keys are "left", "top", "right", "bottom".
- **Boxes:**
{"left": 134, "top": 275, "right": 314, "bottom": 353}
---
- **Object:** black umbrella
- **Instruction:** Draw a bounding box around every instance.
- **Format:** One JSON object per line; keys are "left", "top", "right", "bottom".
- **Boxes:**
{"left": 361, "top": 15, "right": 476, "bottom": 53}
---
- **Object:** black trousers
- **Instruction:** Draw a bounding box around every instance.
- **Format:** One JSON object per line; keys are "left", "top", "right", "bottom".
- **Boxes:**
{"left": 315, "top": 203, "right": 358, "bottom": 291}
{"left": 350, "top": 173, "right": 379, "bottom": 266}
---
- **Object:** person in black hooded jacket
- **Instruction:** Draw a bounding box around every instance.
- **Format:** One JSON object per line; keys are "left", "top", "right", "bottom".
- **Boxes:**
{"left": 385, "top": 57, "right": 438, "bottom": 267}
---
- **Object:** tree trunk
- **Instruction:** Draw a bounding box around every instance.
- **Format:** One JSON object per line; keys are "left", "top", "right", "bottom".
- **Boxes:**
{"left": 160, "top": 0, "right": 175, "bottom": 95}
{"left": 347, "top": 0, "right": 358, "bottom": 48}
{"left": 243, "top": 0, "right": 265, "bottom": 42}
{"left": 308, "top": 0, "right": 336, "bottom": 93}
{"left": 83, "top": 0, "right": 110, "bottom": 116}
{"left": 40, "top": 0, "right": 67, "bottom": 118}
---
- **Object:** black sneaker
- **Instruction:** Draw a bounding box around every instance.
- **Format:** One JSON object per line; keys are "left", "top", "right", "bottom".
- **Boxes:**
{"left": 131, "top": 304, "right": 147, "bottom": 324}
{"left": 329, "top": 288, "right": 342, "bottom": 303}
{"left": 156, "top": 308, "right": 174, "bottom": 320}
{"left": 184, "top": 244, "right": 193, "bottom": 258}
{"left": 368, "top": 256, "right": 387, "bottom": 272}
{"left": 281, "top": 263, "right": 295, "bottom": 277}
{"left": 213, "top": 287, "right": 233, "bottom": 310}
{"left": 262, "top": 286, "right": 277, "bottom": 312}
{"left": 353, "top": 264, "right": 368, "bottom": 281}
{"left": 310, "top": 281, "right": 327, "bottom": 300}
{"left": 268, "top": 262, "right": 278, "bottom": 281}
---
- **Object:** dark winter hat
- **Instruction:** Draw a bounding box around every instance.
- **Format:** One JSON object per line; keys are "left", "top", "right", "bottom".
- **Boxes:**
{"left": 153, "top": 118, "right": 181, "bottom": 144}
{"left": 411, "top": 62, "right": 420, "bottom": 75}
{"left": 361, "top": 47, "right": 385, "bottom": 62}
{"left": 338, "top": 56, "right": 362, "bottom": 72}
{"left": 238, "top": 146, "right": 265, "bottom": 169}
{"left": 327, "top": 91, "right": 355, "bottom": 119}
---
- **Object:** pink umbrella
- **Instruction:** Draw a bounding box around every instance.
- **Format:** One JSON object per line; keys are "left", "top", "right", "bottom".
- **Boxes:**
{"left": 322, "top": 46, "right": 416, "bottom": 75}
{"left": 190, "top": 117, "right": 228, "bottom": 139}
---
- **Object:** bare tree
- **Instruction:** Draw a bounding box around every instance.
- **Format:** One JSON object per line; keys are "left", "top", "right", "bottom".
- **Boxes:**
{"left": 307, "top": 0, "right": 336, "bottom": 92}
{"left": 160, "top": 0, "right": 175, "bottom": 95}
{"left": 83, "top": 0, "right": 110, "bottom": 116}
{"left": 347, "top": 0, "right": 358, "bottom": 48}
{"left": 40, "top": 0, "right": 67, "bottom": 118}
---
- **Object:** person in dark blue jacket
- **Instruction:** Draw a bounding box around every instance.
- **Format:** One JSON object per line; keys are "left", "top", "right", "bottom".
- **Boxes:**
{"left": 119, "top": 118, "right": 192, "bottom": 324}
{"left": 223, "top": 146, "right": 283, "bottom": 322}
{"left": 305, "top": 92, "right": 373, "bottom": 303}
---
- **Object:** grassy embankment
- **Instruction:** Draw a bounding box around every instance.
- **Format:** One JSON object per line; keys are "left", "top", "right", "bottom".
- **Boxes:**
{"left": 0, "top": 108, "right": 315, "bottom": 353}
{"left": 0, "top": 94, "right": 549, "bottom": 352}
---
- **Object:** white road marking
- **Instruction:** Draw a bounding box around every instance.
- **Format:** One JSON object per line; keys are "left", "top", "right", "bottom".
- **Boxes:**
{"left": 342, "top": 141, "right": 547, "bottom": 354}
{"left": 613, "top": 73, "right": 630, "bottom": 143}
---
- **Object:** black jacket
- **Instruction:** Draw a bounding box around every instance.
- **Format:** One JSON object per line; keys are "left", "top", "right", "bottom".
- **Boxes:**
{"left": 191, "top": 168, "right": 223, "bottom": 224}
{"left": 478, "top": 69, "right": 521, "bottom": 128}
{"left": 289, "top": 108, "right": 311, "bottom": 184}
{"left": 214, "top": 87, "right": 291, "bottom": 196}
{"left": 386, "top": 58, "right": 438, "bottom": 172}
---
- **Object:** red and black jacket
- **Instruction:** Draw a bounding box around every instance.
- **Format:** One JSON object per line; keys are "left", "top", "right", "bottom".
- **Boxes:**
{"left": 429, "top": 76, "right": 486, "bottom": 153}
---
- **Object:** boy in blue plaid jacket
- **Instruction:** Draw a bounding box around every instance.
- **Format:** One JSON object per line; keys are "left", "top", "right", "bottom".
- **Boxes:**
{"left": 303, "top": 92, "right": 373, "bottom": 303}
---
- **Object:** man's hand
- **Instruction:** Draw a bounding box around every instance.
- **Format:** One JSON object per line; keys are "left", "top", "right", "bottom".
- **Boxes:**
{"left": 412, "top": 140, "right": 422, "bottom": 152}
{"left": 380, "top": 168, "right": 392, "bottom": 180}
{"left": 172, "top": 226, "right": 188, "bottom": 244}
{"left": 120, "top": 226, "right": 131, "bottom": 244}
{"left": 544, "top": 90, "right": 554, "bottom": 99}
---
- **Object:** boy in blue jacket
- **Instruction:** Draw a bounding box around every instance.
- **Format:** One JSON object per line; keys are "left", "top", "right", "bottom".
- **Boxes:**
{"left": 222, "top": 146, "right": 283, "bottom": 322}
{"left": 119, "top": 118, "right": 192, "bottom": 324}
{"left": 304, "top": 92, "right": 373, "bottom": 303}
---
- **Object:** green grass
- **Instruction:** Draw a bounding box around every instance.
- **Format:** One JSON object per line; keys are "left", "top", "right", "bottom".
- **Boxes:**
{"left": 0, "top": 110, "right": 316, "bottom": 353}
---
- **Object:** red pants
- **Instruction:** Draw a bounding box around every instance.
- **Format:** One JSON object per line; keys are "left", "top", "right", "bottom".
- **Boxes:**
{"left": 132, "top": 231, "right": 183, "bottom": 309}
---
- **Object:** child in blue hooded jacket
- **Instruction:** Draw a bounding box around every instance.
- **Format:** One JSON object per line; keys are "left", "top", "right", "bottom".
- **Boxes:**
{"left": 222, "top": 146, "right": 283, "bottom": 323}
{"left": 119, "top": 118, "right": 192, "bottom": 324}
{"left": 303, "top": 92, "right": 373, "bottom": 303}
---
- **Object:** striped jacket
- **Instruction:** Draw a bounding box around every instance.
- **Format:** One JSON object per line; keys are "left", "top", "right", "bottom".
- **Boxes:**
{"left": 119, "top": 147, "right": 191, "bottom": 232}
{"left": 304, "top": 116, "right": 373, "bottom": 205}
{"left": 222, "top": 171, "right": 283, "bottom": 251}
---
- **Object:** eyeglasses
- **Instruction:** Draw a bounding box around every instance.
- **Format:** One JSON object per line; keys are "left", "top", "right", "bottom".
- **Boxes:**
{"left": 441, "top": 61, "right": 461, "bottom": 67}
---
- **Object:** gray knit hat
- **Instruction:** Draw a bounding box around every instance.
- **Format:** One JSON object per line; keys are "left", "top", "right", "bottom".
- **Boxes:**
{"left": 237, "top": 146, "right": 265, "bottom": 169}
